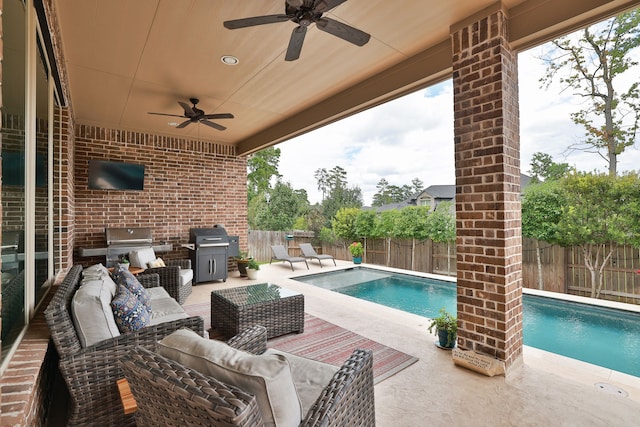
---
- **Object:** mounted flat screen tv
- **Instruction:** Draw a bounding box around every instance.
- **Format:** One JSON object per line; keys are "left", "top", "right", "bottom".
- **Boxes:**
{"left": 88, "top": 160, "right": 145, "bottom": 191}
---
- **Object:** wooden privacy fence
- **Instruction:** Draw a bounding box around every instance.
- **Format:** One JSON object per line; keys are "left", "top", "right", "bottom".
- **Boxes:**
{"left": 249, "top": 231, "right": 640, "bottom": 305}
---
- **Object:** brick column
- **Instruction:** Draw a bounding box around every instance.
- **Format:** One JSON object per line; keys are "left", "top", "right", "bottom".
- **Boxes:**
{"left": 451, "top": 9, "right": 523, "bottom": 371}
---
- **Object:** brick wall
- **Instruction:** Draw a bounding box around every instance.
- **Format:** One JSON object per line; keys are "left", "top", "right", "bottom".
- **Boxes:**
{"left": 1, "top": 291, "right": 59, "bottom": 427}
{"left": 451, "top": 9, "right": 524, "bottom": 370}
{"left": 73, "top": 125, "right": 249, "bottom": 264}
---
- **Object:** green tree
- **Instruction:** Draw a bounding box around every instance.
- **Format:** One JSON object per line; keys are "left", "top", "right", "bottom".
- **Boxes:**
{"left": 247, "top": 147, "right": 281, "bottom": 202}
{"left": 371, "top": 178, "right": 423, "bottom": 206}
{"left": 321, "top": 167, "right": 363, "bottom": 220}
{"left": 554, "top": 172, "right": 640, "bottom": 298}
{"left": 539, "top": 10, "right": 640, "bottom": 176}
{"left": 427, "top": 203, "right": 456, "bottom": 275}
{"left": 254, "top": 181, "right": 303, "bottom": 231}
{"left": 528, "top": 152, "right": 572, "bottom": 183}
{"left": 521, "top": 182, "right": 565, "bottom": 289}
{"left": 331, "top": 207, "right": 361, "bottom": 242}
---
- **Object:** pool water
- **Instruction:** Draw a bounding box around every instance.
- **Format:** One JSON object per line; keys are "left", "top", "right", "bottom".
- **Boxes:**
{"left": 296, "top": 268, "right": 640, "bottom": 378}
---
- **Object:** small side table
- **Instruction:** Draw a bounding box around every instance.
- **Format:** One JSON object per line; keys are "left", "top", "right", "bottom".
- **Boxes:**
{"left": 108, "top": 266, "right": 144, "bottom": 275}
{"left": 211, "top": 283, "right": 304, "bottom": 339}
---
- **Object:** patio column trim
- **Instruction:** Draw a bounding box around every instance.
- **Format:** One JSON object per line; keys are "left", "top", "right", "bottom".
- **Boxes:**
{"left": 451, "top": 8, "right": 524, "bottom": 372}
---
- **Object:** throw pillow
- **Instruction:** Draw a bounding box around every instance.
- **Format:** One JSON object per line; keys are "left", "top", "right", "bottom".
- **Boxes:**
{"left": 111, "top": 285, "right": 151, "bottom": 333}
{"left": 148, "top": 257, "right": 166, "bottom": 268}
{"left": 129, "top": 247, "right": 156, "bottom": 269}
{"left": 158, "top": 328, "right": 302, "bottom": 427}
{"left": 113, "top": 265, "right": 152, "bottom": 311}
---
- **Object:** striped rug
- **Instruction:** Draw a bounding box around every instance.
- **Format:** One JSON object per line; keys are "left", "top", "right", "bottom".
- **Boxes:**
{"left": 184, "top": 302, "right": 418, "bottom": 384}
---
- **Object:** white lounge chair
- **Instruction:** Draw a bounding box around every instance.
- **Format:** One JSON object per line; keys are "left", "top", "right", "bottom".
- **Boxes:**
{"left": 299, "top": 243, "right": 336, "bottom": 267}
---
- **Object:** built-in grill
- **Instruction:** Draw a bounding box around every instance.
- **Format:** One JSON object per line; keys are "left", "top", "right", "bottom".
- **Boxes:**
{"left": 105, "top": 227, "right": 153, "bottom": 267}
{"left": 189, "top": 226, "right": 231, "bottom": 283}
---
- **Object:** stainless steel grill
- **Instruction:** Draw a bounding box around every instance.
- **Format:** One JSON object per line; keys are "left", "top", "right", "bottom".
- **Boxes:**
{"left": 105, "top": 227, "right": 153, "bottom": 267}
{"left": 189, "top": 226, "right": 230, "bottom": 283}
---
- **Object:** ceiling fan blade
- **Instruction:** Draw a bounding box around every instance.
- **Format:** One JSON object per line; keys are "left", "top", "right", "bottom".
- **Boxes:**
{"left": 285, "top": 26, "right": 307, "bottom": 61}
{"left": 313, "top": 0, "right": 348, "bottom": 13}
{"left": 148, "top": 112, "right": 186, "bottom": 118}
{"left": 316, "top": 18, "right": 370, "bottom": 46}
{"left": 178, "top": 101, "right": 196, "bottom": 117}
{"left": 224, "top": 14, "right": 291, "bottom": 29}
{"left": 175, "top": 120, "right": 192, "bottom": 129}
{"left": 202, "top": 113, "right": 234, "bottom": 120}
{"left": 200, "top": 120, "right": 226, "bottom": 131}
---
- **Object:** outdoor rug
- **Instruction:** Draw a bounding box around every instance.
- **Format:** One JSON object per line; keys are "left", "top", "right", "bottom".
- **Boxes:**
{"left": 184, "top": 302, "right": 419, "bottom": 384}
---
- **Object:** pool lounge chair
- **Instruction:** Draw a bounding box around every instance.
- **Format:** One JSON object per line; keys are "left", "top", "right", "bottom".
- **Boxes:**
{"left": 299, "top": 243, "right": 336, "bottom": 267}
{"left": 270, "top": 245, "right": 309, "bottom": 271}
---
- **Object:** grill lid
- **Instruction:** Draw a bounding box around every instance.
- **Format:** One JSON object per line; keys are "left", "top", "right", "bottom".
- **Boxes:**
{"left": 190, "top": 226, "right": 229, "bottom": 244}
{"left": 106, "top": 227, "right": 153, "bottom": 246}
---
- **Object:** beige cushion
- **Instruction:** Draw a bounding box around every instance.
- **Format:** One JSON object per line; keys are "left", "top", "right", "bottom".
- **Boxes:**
{"left": 148, "top": 295, "right": 189, "bottom": 325}
{"left": 129, "top": 247, "right": 156, "bottom": 270}
{"left": 71, "top": 279, "right": 120, "bottom": 347}
{"left": 179, "top": 268, "right": 193, "bottom": 286}
{"left": 148, "top": 257, "right": 166, "bottom": 268}
{"left": 264, "top": 349, "right": 339, "bottom": 416}
{"left": 158, "top": 329, "right": 302, "bottom": 427}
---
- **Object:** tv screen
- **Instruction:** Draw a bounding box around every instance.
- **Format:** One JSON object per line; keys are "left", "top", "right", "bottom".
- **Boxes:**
{"left": 88, "top": 160, "right": 145, "bottom": 191}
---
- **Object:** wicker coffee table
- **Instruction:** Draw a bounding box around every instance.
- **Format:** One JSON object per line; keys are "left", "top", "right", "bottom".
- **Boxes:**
{"left": 210, "top": 283, "right": 304, "bottom": 339}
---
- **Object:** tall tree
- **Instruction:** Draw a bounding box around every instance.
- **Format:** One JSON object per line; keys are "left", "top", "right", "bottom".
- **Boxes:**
{"left": 539, "top": 10, "right": 640, "bottom": 176}
{"left": 314, "top": 168, "right": 330, "bottom": 201}
{"left": 529, "top": 152, "right": 573, "bottom": 183}
{"left": 247, "top": 147, "right": 281, "bottom": 202}
{"left": 411, "top": 178, "right": 424, "bottom": 195}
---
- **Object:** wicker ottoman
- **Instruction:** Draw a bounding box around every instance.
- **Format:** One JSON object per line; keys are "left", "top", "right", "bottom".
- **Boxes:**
{"left": 210, "top": 283, "right": 304, "bottom": 339}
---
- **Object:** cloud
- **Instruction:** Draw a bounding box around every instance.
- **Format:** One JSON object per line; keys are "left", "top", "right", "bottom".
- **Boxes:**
{"left": 277, "top": 45, "right": 640, "bottom": 206}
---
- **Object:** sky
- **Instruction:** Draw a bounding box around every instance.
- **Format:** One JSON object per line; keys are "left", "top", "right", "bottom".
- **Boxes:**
{"left": 275, "top": 44, "right": 640, "bottom": 207}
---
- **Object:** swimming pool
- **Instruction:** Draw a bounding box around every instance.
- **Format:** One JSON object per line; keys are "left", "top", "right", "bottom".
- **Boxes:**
{"left": 295, "top": 267, "right": 640, "bottom": 378}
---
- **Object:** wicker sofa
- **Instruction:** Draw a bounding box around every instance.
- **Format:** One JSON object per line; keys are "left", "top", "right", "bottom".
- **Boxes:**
{"left": 44, "top": 264, "right": 204, "bottom": 426}
{"left": 121, "top": 325, "right": 376, "bottom": 426}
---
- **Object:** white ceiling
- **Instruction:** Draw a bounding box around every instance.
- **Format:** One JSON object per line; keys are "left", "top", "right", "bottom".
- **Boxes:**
{"left": 51, "top": 0, "right": 640, "bottom": 155}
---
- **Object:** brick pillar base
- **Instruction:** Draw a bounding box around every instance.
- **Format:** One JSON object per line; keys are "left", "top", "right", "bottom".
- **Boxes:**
{"left": 451, "top": 8, "right": 523, "bottom": 371}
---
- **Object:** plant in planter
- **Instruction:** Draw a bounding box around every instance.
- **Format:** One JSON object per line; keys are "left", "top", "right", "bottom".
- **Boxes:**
{"left": 349, "top": 242, "right": 364, "bottom": 264}
{"left": 246, "top": 259, "right": 260, "bottom": 280}
{"left": 428, "top": 307, "right": 458, "bottom": 349}
{"left": 235, "top": 251, "right": 251, "bottom": 277}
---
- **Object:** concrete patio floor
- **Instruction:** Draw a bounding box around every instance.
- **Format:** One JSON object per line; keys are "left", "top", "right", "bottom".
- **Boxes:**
{"left": 186, "top": 260, "right": 640, "bottom": 427}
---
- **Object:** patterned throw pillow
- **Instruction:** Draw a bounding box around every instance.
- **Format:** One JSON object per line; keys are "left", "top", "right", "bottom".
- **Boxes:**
{"left": 113, "top": 264, "right": 152, "bottom": 311}
{"left": 111, "top": 285, "right": 151, "bottom": 333}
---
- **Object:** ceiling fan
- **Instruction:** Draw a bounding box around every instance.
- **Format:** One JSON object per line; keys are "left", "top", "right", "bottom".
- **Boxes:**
{"left": 223, "top": 0, "right": 370, "bottom": 61}
{"left": 147, "top": 98, "right": 234, "bottom": 131}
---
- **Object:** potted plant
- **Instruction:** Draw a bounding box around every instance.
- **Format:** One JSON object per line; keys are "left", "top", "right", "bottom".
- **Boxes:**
{"left": 428, "top": 307, "right": 458, "bottom": 349}
{"left": 246, "top": 259, "right": 260, "bottom": 280}
{"left": 235, "top": 251, "right": 251, "bottom": 277}
{"left": 349, "top": 242, "right": 364, "bottom": 264}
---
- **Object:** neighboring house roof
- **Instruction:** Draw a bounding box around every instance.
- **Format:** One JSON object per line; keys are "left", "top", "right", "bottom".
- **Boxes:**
{"left": 371, "top": 174, "right": 531, "bottom": 212}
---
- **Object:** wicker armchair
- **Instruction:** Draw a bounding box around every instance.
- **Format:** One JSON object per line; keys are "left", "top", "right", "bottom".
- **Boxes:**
{"left": 44, "top": 264, "right": 205, "bottom": 426}
{"left": 139, "top": 259, "right": 192, "bottom": 304}
{"left": 121, "top": 326, "right": 376, "bottom": 427}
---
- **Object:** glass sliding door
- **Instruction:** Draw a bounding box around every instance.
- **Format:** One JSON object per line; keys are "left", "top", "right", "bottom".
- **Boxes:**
{"left": 1, "top": 0, "right": 27, "bottom": 361}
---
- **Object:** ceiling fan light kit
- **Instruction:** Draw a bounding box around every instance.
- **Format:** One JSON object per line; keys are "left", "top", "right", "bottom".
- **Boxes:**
{"left": 223, "top": 0, "right": 370, "bottom": 62}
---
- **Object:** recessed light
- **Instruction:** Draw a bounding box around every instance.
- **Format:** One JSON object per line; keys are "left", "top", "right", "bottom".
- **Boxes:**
{"left": 221, "top": 55, "right": 239, "bottom": 65}
{"left": 168, "top": 122, "right": 179, "bottom": 127}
